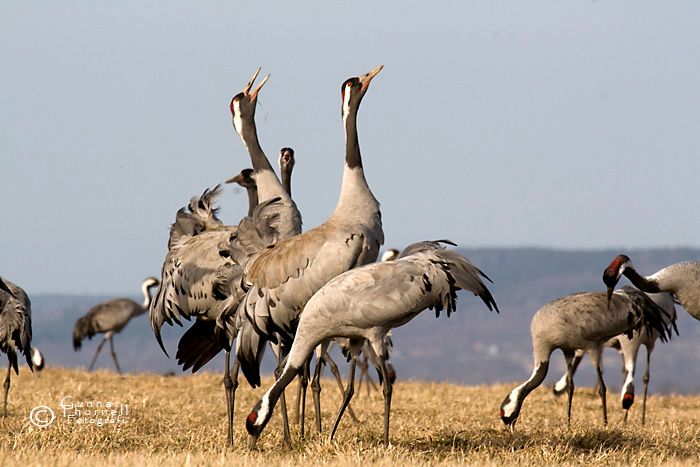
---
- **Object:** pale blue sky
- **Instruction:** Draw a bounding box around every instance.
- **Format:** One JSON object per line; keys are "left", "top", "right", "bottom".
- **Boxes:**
{"left": 2, "top": 1, "right": 699, "bottom": 294}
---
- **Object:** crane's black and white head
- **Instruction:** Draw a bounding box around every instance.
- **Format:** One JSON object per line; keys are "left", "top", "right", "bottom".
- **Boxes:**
{"left": 226, "top": 169, "right": 256, "bottom": 189}
{"left": 246, "top": 394, "right": 273, "bottom": 449}
{"left": 278, "top": 147, "right": 295, "bottom": 172}
{"left": 30, "top": 347, "right": 45, "bottom": 372}
{"left": 603, "top": 255, "right": 632, "bottom": 307}
{"left": 341, "top": 65, "right": 383, "bottom": 118}
{"left": 499, "top": 388, "right": 523, "bottom": 430}
{"left": 230, "top": 67, "right": 270, "bottom": 134}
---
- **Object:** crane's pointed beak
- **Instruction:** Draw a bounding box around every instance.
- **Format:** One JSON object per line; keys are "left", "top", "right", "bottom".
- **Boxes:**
{"left": 243, "top": 67, "right": 262, "bottom": 95}
{"left": 226, "top": 174, "right": 244, "bottom": 185}
{"left": 606, "top": 286, "right": 614, "bottom": 310}
{"left": 248, "top": 434, "right": 259, "bottom": 450}
{"left": 359, "top": 64, "right": 384, "bottom": 91}
{"left": 249, "top": 74, "right": 270, "bottom": 102}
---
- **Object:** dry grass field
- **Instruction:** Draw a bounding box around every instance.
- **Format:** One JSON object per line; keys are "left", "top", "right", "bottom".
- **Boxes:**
{"left": 1, "top": 367, "right": 699, "bottom": 466}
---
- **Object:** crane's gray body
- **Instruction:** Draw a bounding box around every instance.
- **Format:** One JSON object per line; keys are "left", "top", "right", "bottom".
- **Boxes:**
{"left": 245, "top": 241, "right": 497, "bottom": 445}
{"left": 500, "top": 286, "right": 672, "bottom": 428}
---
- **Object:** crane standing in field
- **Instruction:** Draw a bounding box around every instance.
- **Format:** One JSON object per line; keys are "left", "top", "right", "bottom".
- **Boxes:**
{"left": 74, "top": 277, "right": 159, "bottom": 373}
{"left": 245, "top": 240, "right": 498, "bottom": 448}
{"left": 0, "top": 276, "right": 38, "bottom": 416}
{"left": 552, "top": 291, "right": 677, "bottom": 425}
{"left": 230, "top": 65, "right": 385, "bottom": 442}
{"left": 499, "top": 286, "right": 673, "bottom": 431}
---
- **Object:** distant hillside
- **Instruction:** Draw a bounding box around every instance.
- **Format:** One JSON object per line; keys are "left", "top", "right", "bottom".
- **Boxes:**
{"left": 29, "top": 247, "right": 700, "bottom": 393}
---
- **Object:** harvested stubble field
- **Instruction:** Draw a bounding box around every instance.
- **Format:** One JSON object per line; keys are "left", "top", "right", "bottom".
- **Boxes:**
{"left": 1, "top": 367, "right": 699, "bottom": 466}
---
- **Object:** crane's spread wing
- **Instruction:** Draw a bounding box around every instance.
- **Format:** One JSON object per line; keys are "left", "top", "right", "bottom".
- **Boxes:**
{"left": 150, "top": 229, "right": 236, "bottom": 355}
{"left": 168, "top": 186, "right": 224, "bottom": 249}
{"left": 219, "top": 197, "right": 284, "bottom": 270}
{"left": 0, "top": 278, "right": 32, "bottom": 373}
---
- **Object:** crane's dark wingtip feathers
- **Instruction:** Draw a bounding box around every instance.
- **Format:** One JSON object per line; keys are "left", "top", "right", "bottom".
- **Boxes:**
{"left": 154, "top": 329, "right": 170, "bottom": 358}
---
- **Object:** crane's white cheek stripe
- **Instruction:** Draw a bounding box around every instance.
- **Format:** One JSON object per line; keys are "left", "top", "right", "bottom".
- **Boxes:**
{"left": 342, "top": 86, "right": 352, "bottom": 123}
{"left": 502, "top": 364, "right": 543, "bottom": 417}
{"left": 256, "top": 393, "right": 271, "bottom": 426}
{"left": 621, "top": 361, "right": 635, "bottom": 398}
{"left": 501, "top": 386, "right": 522, "bottom": 417}
{"left": 232, "top": 101, "right": 249, "bottom": 149}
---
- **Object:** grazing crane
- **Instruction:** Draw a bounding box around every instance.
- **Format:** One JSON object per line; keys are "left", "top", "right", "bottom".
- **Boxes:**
{"left": 499, "top": 286, "right": 673, "bottom": 431}
{"left": 74, "top": 277, "right": 159, "bottom": 373}
{"left": 0, "top": 276, "right": 37, "bottom": 416}
{"left": 299, "top": 248, "right": 400, "bottom": 428}
{"left": 603, "top": 254, "right": 700, "bottom": 321}
{"left": 245, "top": 240, "right": 498, "bottom": 448}
{"left": 230, "top": 65, "right": 385, "bottom": 442}
{"left": 551, "top": 291, "right": 677, "bottom": 425}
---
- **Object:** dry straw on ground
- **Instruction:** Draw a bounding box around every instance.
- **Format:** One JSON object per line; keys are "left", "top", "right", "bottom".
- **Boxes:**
{"left": 1, "top": 367, "right": 698, "bottom": 466}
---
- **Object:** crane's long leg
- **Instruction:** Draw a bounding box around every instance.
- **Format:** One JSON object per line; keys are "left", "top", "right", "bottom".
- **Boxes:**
{"left": 88, "top": 335, "right": 109, "bottom": 371}
{"left": 311, "top": 353, "right": 324, "bottom": 434}
{"left": 323, "top": 351, "right": 359, "bottom": 423}
{"left": 108, "top": 336, "right": 123, "bottom": 374}
{"left": 223, "top": 351, "right": 238, "bottom": 446}
{"left": 641, "top": 346, "right": 651, "bottom": 426}
{"left": 358, "top": 353, "right": 377, "bottom": 397}
{"left": 378, "top": 355, "right": 394, "bottom": 447}
{"left": 299, "top": 359, "right": 310, "bottom": 440}
{"left": 590, "top": 349, "right": 607, "bottom": 425}
{"left": 553, "top": 350, "right": 584, "bottom": 396}
{"left": 2, "top": 360, "right": 11, "bottom": 417}
{"left": 293, "top": 378, "right": 302, "bottom": 424}
{"left": 274, "top": 349, "right": 291, "bottom": 448}
{"left": 330, "top": 353, "right": 358, "bottom": 442}
{"left": 564, "top": 351, "right": 575, "bottom": 427}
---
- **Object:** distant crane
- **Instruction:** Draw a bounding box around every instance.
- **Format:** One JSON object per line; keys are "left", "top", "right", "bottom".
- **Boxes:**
{"left": 499, "top": 286, "right": 673, "bottom": 431}
{"left": 73, "top": 277, "right": 159, "bottom": 373}
{"left": 245, "top": 240, "right": 498, "bottom": 447}
{"left": 0, "top": 276, "right": 39, "bottom": 415}
{"left": 552, "top": 291, "right": 677, "bottom": 425}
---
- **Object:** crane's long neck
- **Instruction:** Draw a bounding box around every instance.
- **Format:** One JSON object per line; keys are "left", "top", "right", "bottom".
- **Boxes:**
{"left": 236, "top": 115, "right": 287, "bottom": 203}
{"left": 141, "top": 283, "right": 154, "bottom": 309}
{"left": 246, "top": 361, "right": 300, "bottom": 441}
{"left": 624, "top": 268, "right": 661, "bottom": 293}
{"left": 246, "top": 185, "right": 259, "bottom": 217}
{"left": 500, "top": 359, "right": 549, "bottom": 424}
{"left": 281, "top": 168, "right": 292, "bottom": 197}
{"left": 334, "top": 104, "right": 378, "bottom": 214}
